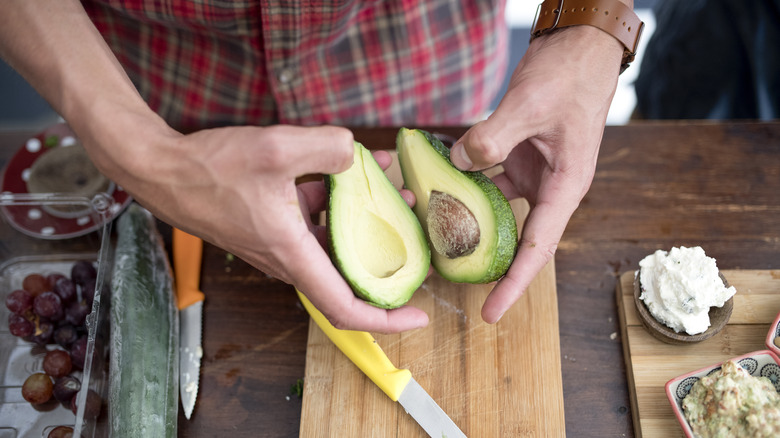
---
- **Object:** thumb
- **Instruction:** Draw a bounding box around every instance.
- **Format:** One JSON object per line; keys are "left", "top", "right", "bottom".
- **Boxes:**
{"left": 450, "top": 109, "right": 533, "bottom": 172}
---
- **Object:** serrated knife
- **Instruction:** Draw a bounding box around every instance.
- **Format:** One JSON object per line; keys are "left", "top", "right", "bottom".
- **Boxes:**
{"left": 296, "top": 290, "right": 467, "bottom": 438}
{"left": 173, "top": 228, "right": 205, "bottom": 419}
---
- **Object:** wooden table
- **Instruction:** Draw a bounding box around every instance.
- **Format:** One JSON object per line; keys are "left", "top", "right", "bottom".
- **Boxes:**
{"left": 1, "top": 121, "right": 779, "bottom": 437}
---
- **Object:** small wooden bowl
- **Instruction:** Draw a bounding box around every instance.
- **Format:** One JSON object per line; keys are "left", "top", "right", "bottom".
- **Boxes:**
{"left": 633, "top": 271, "right": 733, "bottom": 345}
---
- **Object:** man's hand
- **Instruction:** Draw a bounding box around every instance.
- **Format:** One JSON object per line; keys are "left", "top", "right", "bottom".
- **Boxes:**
{"left": 449, "top": 26, "right": 624, "bottom": 323}
{"left": 111, "top": 124, "right": 430, "bottom": 334}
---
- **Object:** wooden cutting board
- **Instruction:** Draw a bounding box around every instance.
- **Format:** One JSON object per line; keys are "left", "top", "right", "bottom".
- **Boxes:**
{"left": 616, "top": 269, "right": 780, "bottom": 438}
{"left": 300, "top": 183, "right": 565, "bottom": 436}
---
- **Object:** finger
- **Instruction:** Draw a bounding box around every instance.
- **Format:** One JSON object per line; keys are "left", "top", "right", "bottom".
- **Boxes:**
{"left": 399, "top": 188, "right": 416, "bottom": 208}
{"left": 266, "top": 125, "right": 355, "bottom": 176}
{"left": 289, "top": 235, "right": 429, "bottom": 333}
{"left": 450, "top": 106, "right": 537, "bottom": 172}
{"left": 297, "top": 180, "right": 328, "bottom": 214}
{"left": 371, "top": 150, "right": 392, "bottom": 171}
{"left": 481, "top": 184, "right": 580, "bottom": 323}
{"left": 490, "top": 172, "right": 523, "bottom": 201}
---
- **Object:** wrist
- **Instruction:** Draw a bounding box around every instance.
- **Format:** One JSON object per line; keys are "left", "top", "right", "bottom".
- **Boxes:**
{"left": 530, "top": 0, "right": 643, "bottom": 73}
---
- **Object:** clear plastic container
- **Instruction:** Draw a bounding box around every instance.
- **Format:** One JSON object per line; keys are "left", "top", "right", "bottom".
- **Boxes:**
{"left": 0, "top": 192, "right": 115, "bottom": 438}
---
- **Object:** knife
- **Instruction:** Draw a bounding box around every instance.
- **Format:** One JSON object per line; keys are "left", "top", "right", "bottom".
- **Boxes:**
{"left": 173, "top": 228, "right": 206, "bottom": 419}
{"left": 296, "top": 290, "right": 467, "bottom": 438}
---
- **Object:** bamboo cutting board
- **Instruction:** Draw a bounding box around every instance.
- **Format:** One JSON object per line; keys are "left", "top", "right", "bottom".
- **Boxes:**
{"left": 616, "top": 269, "right": 780, "bottom": 438}
{"left": 300, "top": 195, "right": 565, "bottom": 437}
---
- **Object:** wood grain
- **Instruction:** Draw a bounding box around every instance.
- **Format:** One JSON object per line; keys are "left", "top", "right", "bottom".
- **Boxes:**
{"left": 300, "top": 197, "right": 566, "bottom": 437}
{"left": 616, "top": 269, "right": 780, "bottom": 438}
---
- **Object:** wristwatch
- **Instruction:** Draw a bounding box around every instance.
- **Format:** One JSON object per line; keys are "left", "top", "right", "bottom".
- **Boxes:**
{"left": 531, "top": 0, "right": 644, "bottom": 73}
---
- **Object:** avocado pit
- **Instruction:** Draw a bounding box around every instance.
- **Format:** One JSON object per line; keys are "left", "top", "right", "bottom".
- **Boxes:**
{"left": 427, "top": 190, "right": 480, "bottom": 258}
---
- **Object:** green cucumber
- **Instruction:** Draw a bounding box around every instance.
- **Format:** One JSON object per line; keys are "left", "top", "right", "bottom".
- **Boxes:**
{"left": 109, "top": 203, "right": 179, "bottom": 437}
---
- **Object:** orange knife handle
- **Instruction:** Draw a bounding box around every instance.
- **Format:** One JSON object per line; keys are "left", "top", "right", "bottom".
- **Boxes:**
{"left": 173, "top": 228, "right": 206, "bottom": 310}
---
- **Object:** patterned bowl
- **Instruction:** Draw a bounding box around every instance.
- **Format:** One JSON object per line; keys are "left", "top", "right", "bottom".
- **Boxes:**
{"left": 665, "top": 350, "right": 780, "bottom": 437}
{"left": 766, "top": 311, "right": 780, "bottom": 357}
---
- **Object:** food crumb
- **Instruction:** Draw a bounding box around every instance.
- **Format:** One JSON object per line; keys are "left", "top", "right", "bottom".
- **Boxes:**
{"left": 610, "top": 332, "right": 618, "bottom": 340}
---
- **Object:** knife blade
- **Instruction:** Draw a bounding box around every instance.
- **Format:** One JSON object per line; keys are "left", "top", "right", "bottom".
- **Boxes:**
{"left": 173, "top": 228, "right": 206, "bottom": 420}
{"left": 296, "top": 290, "right": 466, "bottom": 438}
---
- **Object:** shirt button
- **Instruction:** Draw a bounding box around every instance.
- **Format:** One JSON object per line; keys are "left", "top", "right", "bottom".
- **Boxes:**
{"left": 278, "top": 68, "right": 295, "bottom": 84}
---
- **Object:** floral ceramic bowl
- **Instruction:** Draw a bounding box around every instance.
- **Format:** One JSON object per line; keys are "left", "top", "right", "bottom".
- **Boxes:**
{"left": 665, "top": 350, "right": 780, "bottom": 437}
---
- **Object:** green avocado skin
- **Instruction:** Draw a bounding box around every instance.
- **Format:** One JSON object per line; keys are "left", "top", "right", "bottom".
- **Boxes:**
{"left": 400, "top": 129, "right": 518, "bottom": 284}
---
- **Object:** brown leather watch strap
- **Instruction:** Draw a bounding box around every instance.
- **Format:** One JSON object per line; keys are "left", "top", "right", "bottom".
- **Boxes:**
{"left": 531, "top": 0, "right": 644, "bottom": 73}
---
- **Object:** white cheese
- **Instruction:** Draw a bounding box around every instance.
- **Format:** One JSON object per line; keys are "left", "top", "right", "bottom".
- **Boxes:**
{"left": 638, "top": 246, "right": 736, "bottom": 335}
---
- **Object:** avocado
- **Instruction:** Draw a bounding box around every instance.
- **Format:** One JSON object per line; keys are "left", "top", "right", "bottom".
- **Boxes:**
{"left": 326, "top": 141, "right": 430, "bottom": 309}
{"left": 396, "top": 128, "right": 518, "bottom": 283}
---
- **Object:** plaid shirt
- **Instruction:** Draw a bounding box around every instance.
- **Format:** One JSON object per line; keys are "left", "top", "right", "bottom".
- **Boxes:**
{"left": 82, "top": 0, "right": 508, "bottom": 131}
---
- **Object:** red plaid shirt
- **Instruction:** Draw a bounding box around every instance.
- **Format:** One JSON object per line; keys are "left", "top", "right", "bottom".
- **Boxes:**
{"left": 82, "top": 0, "right": 508, "bottom": 131}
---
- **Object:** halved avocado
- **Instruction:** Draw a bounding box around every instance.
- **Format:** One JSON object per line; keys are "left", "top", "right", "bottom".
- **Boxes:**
{"left": 396, "top": 128, "right": 518, "bottom": 283}
{"left": 326, "top": 141, "right": 430, "bottom": 309}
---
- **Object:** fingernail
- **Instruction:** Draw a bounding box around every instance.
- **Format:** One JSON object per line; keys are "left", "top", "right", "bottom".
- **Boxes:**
{"left": 452, "top": 142, "right": 472, "bottom": 170}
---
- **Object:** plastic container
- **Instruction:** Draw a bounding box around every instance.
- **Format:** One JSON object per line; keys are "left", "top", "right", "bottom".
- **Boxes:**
{"left": 0, "top": 192, "right": 114, "bottom": 438}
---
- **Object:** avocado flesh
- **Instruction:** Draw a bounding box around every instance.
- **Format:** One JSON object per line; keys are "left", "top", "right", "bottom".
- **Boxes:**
{"left": 396, "top": 128, "right": 518, "bottom": 283}
{"left": 326, "top": 142, "right": 430, "bottom": 309}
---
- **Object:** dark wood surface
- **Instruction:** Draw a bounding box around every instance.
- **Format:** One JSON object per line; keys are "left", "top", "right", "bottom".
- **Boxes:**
{"left": 2, "top": 121, "right": 779, "bottom": 437}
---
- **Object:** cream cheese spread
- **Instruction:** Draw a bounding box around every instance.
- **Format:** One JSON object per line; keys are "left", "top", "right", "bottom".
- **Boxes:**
{"left": 683, "top": 360, "right": 780, "bottom": 437}
{"left": 638, "top": 246, "right": 736, "bottom": 335}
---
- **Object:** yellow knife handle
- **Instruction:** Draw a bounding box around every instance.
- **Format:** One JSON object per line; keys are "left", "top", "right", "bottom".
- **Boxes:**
{"left": 173, "top": 228, "right": 206, "bottom": 309}
{"left": 296, "top": 290, "right": 412, "bottom": 401}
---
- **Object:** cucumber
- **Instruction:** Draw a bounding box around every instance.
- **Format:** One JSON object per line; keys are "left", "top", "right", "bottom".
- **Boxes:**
{"left": 109, "top": 203, "right": 179, "bottom": 437}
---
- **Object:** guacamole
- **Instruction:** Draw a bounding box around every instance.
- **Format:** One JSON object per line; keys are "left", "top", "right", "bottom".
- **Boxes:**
{"left": 682, "top": 360, "right": 780, "bottom": 437}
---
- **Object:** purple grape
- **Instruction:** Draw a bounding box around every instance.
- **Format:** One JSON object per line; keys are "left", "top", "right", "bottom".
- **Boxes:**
{"left": 47, "top": 425, "right": 74, "bottom": 438}
{"left": 53, "top": 277, "right": 77, "bottom": 304}
{"left": 65, "top": 300, "right": 90, "bottom": 327}
{"left": 70, "top": 336, "right": 88, "bottom": 370}
{"left": 5, "top": 289, "right": 33, "bottom": 313}
{"left": 80, "top": 278, "right": 97, "bottom": 306}
{"left": 8, "top": 313, "right": 35, "bottom": 338}
{"left": 53, "top": 324, "right": 79, "bottom": 348}
{"left": 33, "top": 292, "right": 63, "bottom": 321}
{"left": 52, "top": 375, "right": 81, "bottom": 405}
{"left": 30, "top": 319, "right": 55, "bottom": 345}
{"left": 46, "top": 272, "right": 67, "bottom": 289}
{"left": 70, "top": 261, "right": 97, "bottom": 287}
{"left": 43, "top": 349, "right": 72, "bottom": 378}
{"left": 71, "top": 389, "right": 102, "bottom": 419}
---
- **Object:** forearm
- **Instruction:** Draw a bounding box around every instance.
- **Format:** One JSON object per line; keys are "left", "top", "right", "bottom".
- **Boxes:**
{"left": 0, "top": 1, "right": 178, "bottom": 189}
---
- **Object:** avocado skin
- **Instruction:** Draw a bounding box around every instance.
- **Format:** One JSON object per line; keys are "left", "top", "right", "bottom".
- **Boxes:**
{"left": 398, "top": 129, "right": 518, "bottom": 283}
{"left": 324, "top": 142, "right": 430, "bottom": 309}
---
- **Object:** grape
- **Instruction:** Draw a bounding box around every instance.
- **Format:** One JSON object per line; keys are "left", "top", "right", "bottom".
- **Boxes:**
{"left": 21, "top": 372, "right": 53, "bottom": 404}
{"left": 34, "top": 291, "right": 63, "bottom": 321}
{"left": 65, "top": 300, "right": 90, "bottom": 327}
{"left": 46, "top": 272, "right": 67, "bottom": 289}
{"left": 71, "top": 389, "right": 102, "bottom": 419}
{"left": 48, "top": 426, "right": 74, "bottom": 438}
{"left": 52, "top": 375, "right": 81, "bottom": 405}
{"left": 53, "top": 324, "right": 79, "bottom": 348}
{"left": 22, "top": 273, "right": 50, "bottom": 296}
{"left": 52, "top": 277, "right": 77, "bottom": 304}
{"left": 80, "top": 278, "right": 97, "bottom": 306}
{"left": 30, "top": 319, "right": 55, "bottom": 345}
{"left": 70, "top": 336, "right": 88, "bottom": 370}
{"left": 8, "top": 313, "right": 35, "bottom": 337}
{"left": 5, "top": 289, "right": 33, "bottom": 313}
{"left": 43, "top": 349, "right": 72, "bottom": 378}
{"left": 70, "top": 261, "right": 97, "bottom": 287}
